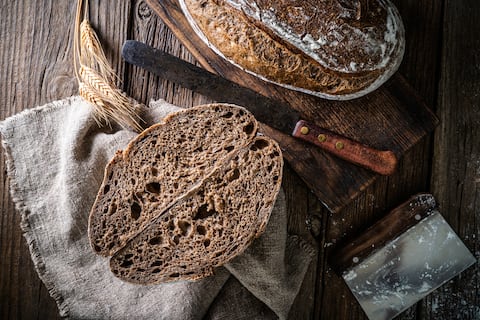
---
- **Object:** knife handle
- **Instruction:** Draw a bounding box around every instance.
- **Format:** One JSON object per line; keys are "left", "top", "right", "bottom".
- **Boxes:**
{"left": 292, "top": 120, "right": 398, "bottom": 175}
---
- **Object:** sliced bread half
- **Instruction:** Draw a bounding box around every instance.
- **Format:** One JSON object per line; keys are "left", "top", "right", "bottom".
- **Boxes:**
{"left": 88, "top": 103, "right": 283, "bottom": 284}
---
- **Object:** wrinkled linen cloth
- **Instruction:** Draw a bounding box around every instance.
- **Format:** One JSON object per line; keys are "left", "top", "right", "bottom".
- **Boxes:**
{"left": 0, "top": 96, "right": 315, "bottom": 320}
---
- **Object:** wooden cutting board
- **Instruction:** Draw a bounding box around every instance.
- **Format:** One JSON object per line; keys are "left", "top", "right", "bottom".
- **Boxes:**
{"left": 145, "top": 0, "right": 439, "bottom": 213}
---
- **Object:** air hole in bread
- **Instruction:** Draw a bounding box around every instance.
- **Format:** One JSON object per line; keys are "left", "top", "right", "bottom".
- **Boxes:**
{"left": 152, "top": 268, "right": 161, "bottom": 274}
{"left": 130, "top": 202, "right": 141, "bottom": 220}
{"left": 227, "top": 168, "right": 240, "bottom": 181}
{"left": 146, "top": 182, "right": 161, "bottom": 194}
{"left": 224, "top": 145, "right": 234, "bottom": 152}
{"left": 252, "top": 139, "right": 269, "bottom": 150}
{"left": 120, "top": 259, "right": 133, "bottom": 268}
{"left": 151, "top": 260, "right": 163, "bottom": 267}
{"left": 177, "top": 220, "right": 191, "bottom": 236}
{"left": 103, "top": 184, "right": 110, "bottom": 194}
{"left": 204, "top": 239, "right": 211, "bottom": 247}
{"left": 94, "top": 244, "right": 101, "bottom": 252}
{"left": 173, "top": 182, "right": 179, "bottom": 189}
{"left": 194, "top": 204, "right": 216, "bottom": 220}
{"left": 193, "top": 146, "right": 203, "bottom": 153}
{"left": 221, "top": 111, "right": 233, "bottom": 118}
{"left": 149, "top": 236, "right": 162, "bottom": 245}
{"left": 196, "top": 225, "right": 207, "bottom": 235}
{"left": 243, "top": 123, "right": 254, "bottom": 134}
{"left": 151, "top": 167, "right": 158, "bottom": 176}
{"left": 170, "top": 273, "right": 180, "bottom": 278}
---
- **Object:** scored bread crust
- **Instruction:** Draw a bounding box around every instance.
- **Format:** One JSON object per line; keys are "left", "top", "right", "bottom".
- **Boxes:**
{"left": 88, "top": 103, "right": 283, "bottom": 284}
{"left": 179, "top": 0, "right": 405, "bottom": 100}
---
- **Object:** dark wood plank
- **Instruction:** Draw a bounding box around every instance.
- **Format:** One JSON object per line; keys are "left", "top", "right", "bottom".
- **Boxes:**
{"left": 283, "top": 165, "right": 319, "bottom": 320}
{"left": 0, "top": 0, "right": 132, "bottom": 318}
{"left": 145, "top": 0, "right": 438, "bottom": 214}
{"left": 428, "top": 0, "right": 480, "bottom": 318}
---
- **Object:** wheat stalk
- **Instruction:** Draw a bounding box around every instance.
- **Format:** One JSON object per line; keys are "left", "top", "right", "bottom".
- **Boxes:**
{"left": 80, "top": 20, "right": 117, "bottom": 85}
{"left": 74, "top": 0, "right": 144, "bottom": 132}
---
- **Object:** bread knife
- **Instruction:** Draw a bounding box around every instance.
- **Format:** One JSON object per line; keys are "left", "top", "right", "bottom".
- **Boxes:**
{"left": 122, "top": 40, "right": 397, "bottom": 175}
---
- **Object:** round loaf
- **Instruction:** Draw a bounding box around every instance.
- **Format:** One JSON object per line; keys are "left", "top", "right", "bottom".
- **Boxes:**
{"left": 88, "top": 103, "right": 283, "bottom": 284}
{"left": 179, "top": 0, "right": 405, "bottom": 100}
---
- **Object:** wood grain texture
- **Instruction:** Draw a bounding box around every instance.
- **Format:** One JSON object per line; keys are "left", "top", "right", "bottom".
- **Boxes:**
{"left": 428, "top": 0, "right": 480, "bottom": 318}
{"left": 0, "top": 0, "right": 478, "bottom": 319}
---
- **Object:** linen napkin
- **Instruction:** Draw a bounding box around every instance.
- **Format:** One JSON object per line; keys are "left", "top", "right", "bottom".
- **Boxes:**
{"left": 0, "top": 96, "right": 315, "bottom": 320}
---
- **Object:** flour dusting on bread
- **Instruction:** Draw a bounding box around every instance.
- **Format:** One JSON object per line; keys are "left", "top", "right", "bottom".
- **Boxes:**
{"left": 179, "top": 0, "right": 405, "bottom": 100}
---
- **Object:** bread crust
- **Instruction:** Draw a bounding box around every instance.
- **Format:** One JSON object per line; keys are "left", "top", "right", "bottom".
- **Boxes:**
{"left": 88, "top": 104, "right": 283, "bottom": 284}
{"left": 179, "top": 0, "right": 405, "bottom": 100}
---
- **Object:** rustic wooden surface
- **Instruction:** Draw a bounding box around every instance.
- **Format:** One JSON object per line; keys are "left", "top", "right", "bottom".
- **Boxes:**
{"left": 0, "top": 0, "right": 478, "bottom": 319}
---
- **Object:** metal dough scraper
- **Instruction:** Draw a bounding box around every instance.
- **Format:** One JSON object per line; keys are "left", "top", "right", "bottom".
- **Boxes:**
{"left": 331, "top": 193, "right": 476, "bottom": 320}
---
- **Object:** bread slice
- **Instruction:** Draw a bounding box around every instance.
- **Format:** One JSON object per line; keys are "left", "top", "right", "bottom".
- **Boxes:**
{"left": 179, "top": 0, "right": 405, "bottom": 100}
{"left": 110, "top": 136, "right": 282, "bottom": 284}
{"left": 88, "top": 104, "right": 258, "bottom": 257}
{"left": 88, "top": 103, "right": 283, "bottom": 284}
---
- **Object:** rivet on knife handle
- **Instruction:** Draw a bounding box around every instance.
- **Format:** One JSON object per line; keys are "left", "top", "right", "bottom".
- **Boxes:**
{"left": 293, "top": 120, "right": 398, "bottom": 175}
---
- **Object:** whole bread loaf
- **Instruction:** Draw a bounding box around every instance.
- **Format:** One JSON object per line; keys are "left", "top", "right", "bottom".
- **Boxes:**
{"left": 88, "top": 103, "right": 283, "bottom": 284}
{"left": 179, "top": 0, "right": 405, "bottom": 100}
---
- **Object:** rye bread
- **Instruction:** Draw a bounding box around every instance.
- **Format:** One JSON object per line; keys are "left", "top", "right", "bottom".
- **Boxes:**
{"left": 179, "top": 0, "right": 405, "bottom": 100}
{"left": 88, "top": 103, "right": 283, "bottom": 284}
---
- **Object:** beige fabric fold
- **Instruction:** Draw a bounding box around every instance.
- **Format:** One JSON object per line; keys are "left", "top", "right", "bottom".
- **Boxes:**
{"left": 0, "top": 96, "right": 315, "bottom": 320}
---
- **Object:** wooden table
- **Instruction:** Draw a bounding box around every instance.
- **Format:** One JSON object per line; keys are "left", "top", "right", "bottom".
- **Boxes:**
{"left": 1, "top": 1, "right": 478, "bottom": 319}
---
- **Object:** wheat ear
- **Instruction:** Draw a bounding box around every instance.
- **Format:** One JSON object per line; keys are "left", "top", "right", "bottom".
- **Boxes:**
{"left": 80, "top": 20, "right": 117, "bottom": 85}
{"left": 74, "top": 0, "right": 144, "bottom": 132}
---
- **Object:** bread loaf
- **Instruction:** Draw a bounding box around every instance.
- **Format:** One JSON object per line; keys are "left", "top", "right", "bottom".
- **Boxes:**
{"left": 88, "top": 103, "right": 283, "bottom": 284}
{"left": 179, "top": 0, "right": 405, "bottom": 100}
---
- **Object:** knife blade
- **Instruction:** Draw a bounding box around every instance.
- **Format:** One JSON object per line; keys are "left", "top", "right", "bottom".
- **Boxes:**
{"left": 122, "top": 40, "right": 397, "bottom": 175}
